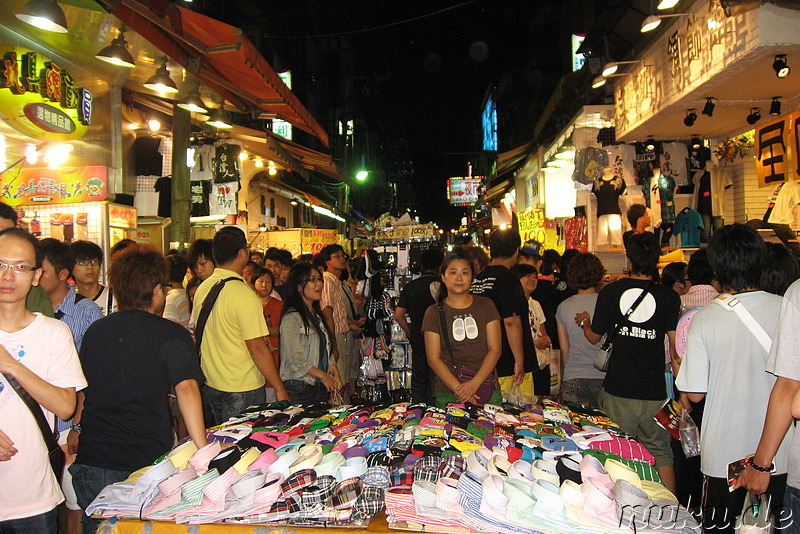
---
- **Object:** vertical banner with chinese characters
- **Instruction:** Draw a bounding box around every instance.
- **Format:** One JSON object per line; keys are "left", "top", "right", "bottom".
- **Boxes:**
{"left": 755, "top": 111, "right": 800, "bottom": 188}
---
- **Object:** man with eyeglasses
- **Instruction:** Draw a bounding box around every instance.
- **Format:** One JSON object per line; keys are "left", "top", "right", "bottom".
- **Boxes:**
{"left": 193, "top": 227, "right": 288, "bottom": 426}
{"left": 70, "top": 241, "right": 115, "bottom": 316}
{"left": 0, "top": 228, "right": 86, "bottom": 534}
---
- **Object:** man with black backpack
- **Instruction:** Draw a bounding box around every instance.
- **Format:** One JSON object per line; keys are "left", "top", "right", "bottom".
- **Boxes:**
{"left": 193, "top": 226, "right": 287, "bottom": 426}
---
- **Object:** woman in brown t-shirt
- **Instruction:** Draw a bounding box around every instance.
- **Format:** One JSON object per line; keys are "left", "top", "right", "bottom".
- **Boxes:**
{"left": 422, "top": 249, "right": 502, "bottom": 406}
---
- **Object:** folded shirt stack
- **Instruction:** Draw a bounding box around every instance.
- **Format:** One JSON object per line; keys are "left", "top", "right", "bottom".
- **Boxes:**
{"left": 85, "top": 399, "right": 698, "bottom": 532}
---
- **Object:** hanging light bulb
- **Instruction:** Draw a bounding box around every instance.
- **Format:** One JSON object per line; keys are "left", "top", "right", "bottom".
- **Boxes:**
{"left": 16, "top": 0, "right": 68, "bottom": 33}
{"left": 205, "top": 107, "right": 232, "bottom": 129}
{"left": 143, "top": 60, "right": 179, "bottom": 93}
{"left": 253, "top": 158, "right": 264, "bottom": 168}
{"left": 176, "top": 85, "right": 208, "bottom": 113}
{"left": 95, "top": 28, "right": 135, "bottom": 68}
{"left": 268, "top": 161, "right": 277, "bottom": 175}
{"left": 239, "top": 150, "right": 249, "bottom": 161}
{"left": 147, "top": 118, "right": 161, "bottom": 131}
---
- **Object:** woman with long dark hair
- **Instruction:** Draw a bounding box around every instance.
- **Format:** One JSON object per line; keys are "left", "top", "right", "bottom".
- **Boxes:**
{"left": 422, "top": 249, "right": 502, "bottom": 406}
{"left": 279, "top": 263, "right": 342, "bottom": 403}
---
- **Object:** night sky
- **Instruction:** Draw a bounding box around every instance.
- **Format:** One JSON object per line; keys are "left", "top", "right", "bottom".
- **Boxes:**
{"left": 203, "top": 0, "right": 576, "bottom": 228}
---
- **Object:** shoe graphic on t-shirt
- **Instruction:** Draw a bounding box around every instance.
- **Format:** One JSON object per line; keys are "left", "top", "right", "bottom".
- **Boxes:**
{"left": 464, "top": 316, "right": 478, "bottom": 339}
{"left": 452, "top": 317, "right": 466, "bottom": 341}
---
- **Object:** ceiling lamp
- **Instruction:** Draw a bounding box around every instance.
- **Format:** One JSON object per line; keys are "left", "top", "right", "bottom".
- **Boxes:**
{"left": 143, "top": 60, "right": 179, "bottom": 93}
{"left": 770, "top": 97, "right": 782, "bottom": 116}
{"left": 691, "top": 137, "right": 702, "bottom": 149}
{"left": 683, "top": 109, "right": 697, "bottom": 127}
{"left": 176, "top": 85, "right": 208, "bottom": 113}
{"left": 205, "top": 107, "right": 232, "bottom": 129}
{"left": 16, "top": 0, "right": 68, "bottom": 33}
{"left": 290, "top": 198, "right": 299, "bottom": 206}
{"left": 773, "top": 55, "right": 790, "bottom": 79}
{"left": 702, "top": 97, "right": 716, "bottom": 117}
{"left": 95, "top": 28, "right": 135, "bottom": 68}
{"left": 746, "top": 107, "right": 762, "bottom": 125}
{"left": 591, "top": 76, "right": 606, "bottom": 89}
{"left": 657, "top": 0, "right": 680, "bottom": 8}
{"left": 645, "top": 138, "right": 656, "bottom": 151}
{"left": 641, "top": 13, "right": 687, "bottom": 32}
{"left": 601, "top": 60, "right": 639, "bottom": 77}
{"left": 147, "top": 118, "right": 160, "bottom": 131}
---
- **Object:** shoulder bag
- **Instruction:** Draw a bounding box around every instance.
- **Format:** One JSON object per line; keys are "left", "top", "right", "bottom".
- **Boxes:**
{"left": 593, "top": 283, "right": 653, "bottom": 372}
{"left": 711, "top": 293, "right": 773, "bottom": 353}
{"left": 195, "top": 277, "right": 244, "bottom": 356}
{"left": 2, "top": 372, "right": 65, "bottom": 479}
{"left": 437, "top": 303, "right": 496, "bottom": 403}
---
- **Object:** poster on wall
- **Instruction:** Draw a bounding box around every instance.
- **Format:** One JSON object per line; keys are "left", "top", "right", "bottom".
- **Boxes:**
{"left": 754, "top": 110, "right": 800, "bottom": 188}
{"left": 0, "top": 165, "right": 107, "bottom": 206}
{"left": 517, "top": 207, "right": 561, "bottom": 253}
{"left": 301, "top": 228, "right": 337, "bottom": 254}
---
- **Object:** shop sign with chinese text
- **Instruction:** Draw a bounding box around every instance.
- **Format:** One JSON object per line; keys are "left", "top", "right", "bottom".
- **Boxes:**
{"left": 447, "top": 177, "right": 484, "bottom": 205}
{"left": 755, "top": 110, "right": 800, "bottom": 187}
{"left": 517, "top": 207, "right": 560, "bottom": 252}
{"left": 301, "top": 228, "right": 337, "bottom": 254}
{"left": 0, "top": 165, "right": 106, "bottom": 206}
{"left": 109, "top": 205, "right": 137, "bottom": 228}
{"left": 0, "top": 45, "right": 92, "bottom": 141}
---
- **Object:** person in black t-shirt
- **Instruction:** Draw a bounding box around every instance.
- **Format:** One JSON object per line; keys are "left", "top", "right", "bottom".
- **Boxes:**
{"left": 470, "top": 229, "right": 548, "bottom": 399}
{"left": 575, "top": 232, "right": 680, "bottom": 494}
{"left": 69, "top": 247, "right": 207, "bottom": 534}
{"left": 395, "top": 248, "right": 443, "bottom": 404}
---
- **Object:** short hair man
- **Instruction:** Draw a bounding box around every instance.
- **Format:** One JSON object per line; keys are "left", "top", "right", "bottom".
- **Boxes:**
{"left": 0, "top": 202, "right": 54, "bottom": 318}
{"left": 250, "top": 250, "right": 264, "bottom": 266}
{"left": 0, "top": 228, "right": 86, "bottom": 533}
{"left": 264, "top": 248, "right": 292, "bottom": 299}
{"left": 577, "top": 231, "right": 680, "bottom": 494}
{"left": 192, "top": 227, "right": 287, "bottom": 425}
{"left": 681, "top": 248, "right": 718, "bottom": 312}
{"left": 70, "top": 241, "right": 115, "bottom": 316}
{"left": 69, "top": 246, "right": 208, "bottom": 534}
{"left": 318, "top": 244, "right": 359, "bottom": 395}
{"left": 470, "top": 228, "right": 544, "bottom": 398}
{"left": 622, "top": 204, "right": 651, "bottom": 250}
{"left": 186, "top": 239, "right": 215, "bottom": 281}
{"left": 676, "top": 224, "right": 794, "bottom": 532}
{"left": 395, "top": 248, "right": 443, "bottom": 404}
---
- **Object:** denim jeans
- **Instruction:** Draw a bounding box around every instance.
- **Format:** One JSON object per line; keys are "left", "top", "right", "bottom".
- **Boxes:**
{"left": 284, "top": 380, "right": 328, "bottom": 405}
{"left": 782, "top": 484, "right": 800, "bottom": 534}
{"left": 69, "top": 463, "right": 130, "bottom": 534}
{"left": 0, "top": 508, "right": 57, "bottom": 534}
{"left": 202, "top": 385, "right": 265, "bottom": 426}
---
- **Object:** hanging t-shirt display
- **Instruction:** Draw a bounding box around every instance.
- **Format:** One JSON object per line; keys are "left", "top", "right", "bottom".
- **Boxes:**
{"left": 688, "top": 145, "right": 710, "bottom": 174}
{"left": 190, "top": 180, "right": 212, "bottom": 217}
{"left": 209, "top": 181, "right": 239, "bottom": 216}
{"left": 572, "top": 147, "right": 608, "bottom": 185}
{"left": 641, "top": 172, "right": 662, "bottom": 228}
{"left": 189, "top": 145, "right": 214, "bottom": 181}
{"left": 606, "top": 144, "right": 638, "bottom": 186}
{"left": 592, "top": 177, "right": 626, "bottom": 216}
{"left": 213, "top": 143, "right": 242, "bottom": 183}
{"left": 660, "top": 142, "right": 689, "bottom": 187}
{"left": 634, "top": 142, "right": 658, "bottom": 185}
{"left": 674, "top": 208, "right": 704, "bottom": 248}
{"left": 153, "top": 176, "right": 172, "bottom": 218}
{"left": 657, "top": 173, "right": 677, "bottom": 224}
{"left": 158, "top": 137, "right": 173, "bottom": 177}
{"left": 133, "top": 137, "right": 162, "bottom": 177}
{"left": 564, "top": 216, "right": 588, "bottom": 252}
{"left": 694, "top": 171, "right": 713, "bottom": 216}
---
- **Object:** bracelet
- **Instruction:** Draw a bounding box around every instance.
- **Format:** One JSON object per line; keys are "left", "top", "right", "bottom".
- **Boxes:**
{"left": 748, "top": 457, "right": 774, "bottom": 472}
{"left": 71, "top": 423, "right": 82, "bottom": 433}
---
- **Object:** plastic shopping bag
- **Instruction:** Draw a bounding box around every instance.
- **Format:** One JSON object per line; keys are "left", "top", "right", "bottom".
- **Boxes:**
{"left": 679, "top": 410, "right": 701, "bottom": 458}
{"left": 735, "top": 493, "right": 774, "bottom": 534}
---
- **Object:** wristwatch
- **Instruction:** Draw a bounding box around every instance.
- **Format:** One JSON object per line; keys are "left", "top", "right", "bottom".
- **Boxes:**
{"left": 71, "top": 423, "right": 82, "bottom": 433}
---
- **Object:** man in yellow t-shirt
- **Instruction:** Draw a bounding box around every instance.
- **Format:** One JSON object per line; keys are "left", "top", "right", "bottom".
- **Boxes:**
{"left": 193, "top": 227, "right": 288, "bottom": 425}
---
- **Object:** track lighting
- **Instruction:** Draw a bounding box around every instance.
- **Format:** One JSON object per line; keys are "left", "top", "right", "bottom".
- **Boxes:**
{"left": 205, "top": 107, "right": 232, "bottom": 129}
{"left": 143, "top": 60, "right": 179, "bottom": 93}
{"left": 702, "top": 97, "right": 716, "bottom": 117}
{"left": 177, "top": 85, "right": 208, "bottom": 114}
{"left": 16, "top": 0, "right": 68, "bottom": 33}
{"left": 770, "top": 97, "right": 782, "bottom": 116}
{"left": 95, "top": 28, "right": 135, "bottom": 68}
{"left": 773, "top": 55, "right": 790, "bottom": 79}
{"left": 684, "top": 109, "right": 697, "bottom": 127}
{"left": 746, "top": 107, "right": 762, "bottom": 125}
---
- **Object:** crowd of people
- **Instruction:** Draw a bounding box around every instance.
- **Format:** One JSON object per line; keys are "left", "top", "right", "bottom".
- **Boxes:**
{"left": 1, "top": 200, "right": 800, "bottom": 534}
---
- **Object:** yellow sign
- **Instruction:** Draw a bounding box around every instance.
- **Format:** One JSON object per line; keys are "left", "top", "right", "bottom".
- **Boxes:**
{"left": 301, "top": 228, "right": 337, "bottom": 254}
{"left": 517, "top": 208, "right": 560, "bottom": 252}
{"left": 0, "top": 165, "right": 106, "bottom": 206}
{"left": 109, "top": 205, "right": 137, "bottom": 228}
{"left": 0, "top": 46, "right": 92, "bottom": 141}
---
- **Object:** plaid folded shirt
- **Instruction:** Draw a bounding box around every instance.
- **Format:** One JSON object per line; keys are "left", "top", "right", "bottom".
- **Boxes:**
{"left": 439, "top": 454, "right": 466, "bottom": 479}
{"left": 352, "top": 486, "right": 385, "bottom": 519}
{"left": 328, "top": 477, "right": 363, "bottom": 510}
{"left": 301, "top": 475, "right": 337, "bottom": 507}
{"left": 281, "top": 468, "right": 316, "bottom": 497}
{"left": 362, "top": 466, "right": 391, "bottom": 489}
{"left": 391, "top": 465, "right": 414, "bottom": 487}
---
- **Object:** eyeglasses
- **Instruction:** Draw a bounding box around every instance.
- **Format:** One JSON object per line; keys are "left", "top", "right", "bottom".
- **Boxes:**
{"left": 75, "top": 259, "right": 100, "bottom": 266}
{"left": 307, "top": 276, "right": 323, "bottom": 284}
{"left": 0, "top": 262, "right": 35, "bottom": 273}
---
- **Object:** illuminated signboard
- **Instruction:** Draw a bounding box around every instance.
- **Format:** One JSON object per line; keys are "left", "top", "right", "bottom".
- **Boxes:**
{"left": 572, "top": 34, "right": 586, "bottom": 72}
{"left": 0, "top": 46, "right": 92, "bottom": 141}
{"left": 273, "top": 71, "right": 293, "bottom": 140}
{"left": 482, "top": 98, "right": 497, "bottom": 151}
{"left": 0, "top": 165, "right": 107, "bottom": 206}
{"left": 447, "top": 177, "right": 484, "bottom": 206}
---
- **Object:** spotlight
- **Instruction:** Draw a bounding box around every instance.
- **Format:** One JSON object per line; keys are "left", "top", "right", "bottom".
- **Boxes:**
{"left": 641, "top": 15, "right": 662, "bottom": 32}
{"left": 15, "top": 0, "right": 68, "bottom": 33}
{"left": 773, "top": 55, "right": 790, "bottom": 79}
{"left": 770, "top": 97, "right": 782, "bottom": 116}
{"left": 591, "top": 76, "right": 606, "bottom": 89}
{"left": 143, "top": 60, "right": 179, "bottom": 93}
{"left": 691, "top": 137, "right": 702, "bottom": 149}
{"left": 290, "top": 198, "right": 299, "bottom": 206}
{"left": 746, "top": 107, "right": 762, "bottom": 125}
{"left": 702, "top": 97, "right": 716, "bottom": 117}
{"left": 646, "top": 138, "right": 656, "bottom": 151}
{"left": 95, "top": 28, "right": 135, "bottom": 68}
{"left": 683, "top": 109, "right": 697, "bottom": 127}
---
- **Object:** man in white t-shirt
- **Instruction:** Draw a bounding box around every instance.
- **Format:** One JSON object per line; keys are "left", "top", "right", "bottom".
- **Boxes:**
{"left": 676, "top": 224, "right": 794, "bottom": 532}
{"left": 0, "top": 228, "right": 86, "bottom": 533}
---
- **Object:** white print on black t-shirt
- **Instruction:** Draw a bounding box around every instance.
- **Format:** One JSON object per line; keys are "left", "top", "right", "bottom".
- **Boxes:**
{"left": 619, "top": 325, "right": 657, "bottom": 340}
{"left": 452, "top": 314, "right": 478, "bottom": 342}
{"left": 617, "top": 288, "right": 657, "bottom": 323}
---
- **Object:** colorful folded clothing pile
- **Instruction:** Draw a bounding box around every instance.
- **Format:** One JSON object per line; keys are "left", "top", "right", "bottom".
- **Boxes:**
{"left": 85, "top": 399, "right": 699, "bottom": 532}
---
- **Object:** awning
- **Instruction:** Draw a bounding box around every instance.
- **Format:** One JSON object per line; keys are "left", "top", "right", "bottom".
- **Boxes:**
{"left": 98, "top": 0, "right": 329, "bottom": 145}
{"left": 495, "top": 142, "right": 532, "bottom": 177}
{"left": 250, "top": 171, "right": 327, "bottom": 207}
{"left": 484, "top": 179, "right": 514, "bottom": 203}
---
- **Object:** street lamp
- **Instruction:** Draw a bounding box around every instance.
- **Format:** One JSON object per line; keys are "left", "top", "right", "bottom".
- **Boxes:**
{"left": 355, "top": 170, "right": 368, "bottom": 181}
